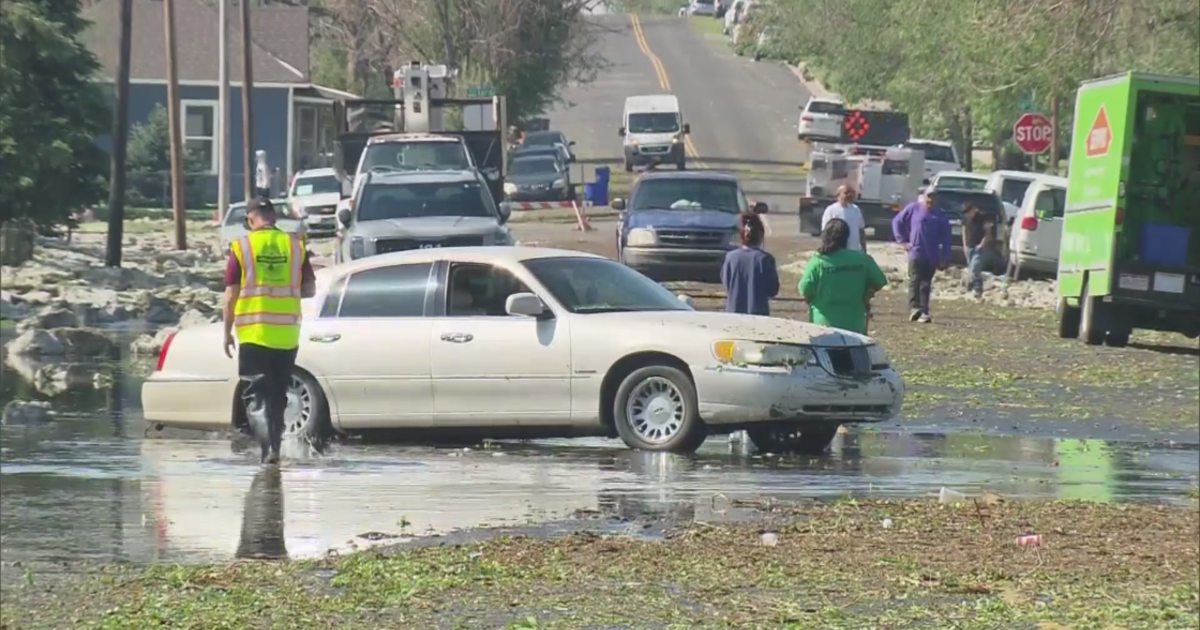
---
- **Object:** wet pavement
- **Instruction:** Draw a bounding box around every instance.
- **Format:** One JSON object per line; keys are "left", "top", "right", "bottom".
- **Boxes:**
{"left": 2, "top": 349, "right": 1197, "bottom": 565}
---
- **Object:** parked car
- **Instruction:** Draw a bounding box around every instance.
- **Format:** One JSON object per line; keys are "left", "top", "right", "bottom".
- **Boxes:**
{"left": 141, "top": 247, "right": 904, "bottom": 454}
{"left": 798, "top": 97, "right": 846, "bottom": 142}
{"left": 287, "top": 168, "right": 344, "bottom": 237}
{"left": 1007, "top": 175, "right": 1068, "bottom": 279}
{"left": 509, "top": 143, "right": 572, "bottom": 170}
{"left": 898, "top": 139, "right": 961, "bottom": 181}
{"left": 984, "top": 170, "right": 1041, "bottom": 225}
{"left": 928, "top": 170, "right": 988, "bottom": 192}
{"left": 218, "top": 198, "right": 305, "bottom": 252}
{"left": 335, "top": 170, "right": 512, "bottom": 263}
{"left": 505, "top": 155, "right": 572, "bottom": 202}
{"left": 520, "top": 130, "right": 576, "bottom": 162}
{"left": 932, "top": 187, "right": 1010, "bottom": 272}
{"left": 689, "top": 0, "right": 716, "bottom": 16}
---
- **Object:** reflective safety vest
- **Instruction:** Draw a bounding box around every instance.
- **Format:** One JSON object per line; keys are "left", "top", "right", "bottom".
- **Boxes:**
{"left": 231, "top": 228, "right": 305, "bottom": 350}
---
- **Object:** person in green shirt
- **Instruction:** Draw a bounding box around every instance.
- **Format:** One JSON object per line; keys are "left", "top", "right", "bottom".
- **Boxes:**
{"left": 798, "top": 218, "right": 888, "bottom": 334}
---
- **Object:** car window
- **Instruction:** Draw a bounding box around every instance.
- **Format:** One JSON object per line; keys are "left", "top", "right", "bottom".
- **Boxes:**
{"left": 1000, "top": 179, "right": 1033, "bottom": 206}
{"left": 627, "top": 112, "right": 680, "bottom": 134}
{"left": 1034, "top": 187, "right": 1066, "bottom": 219}
{"left": 337, "top": 263, "right": 433, "bottom": 318}
{"left": 446, "top": 263, "right": 531, "bottom": 317}
{"left": 806, "top": 101, "right": 845, "bottom": 115}
{"left": 292, "top": 175, "right": 341, "bottom": 196}
{"left": 510, "top": 157, "right": 561, "bottom": 175}
{"left": 631, "top": 178, "right": 745, "bottom": 213}
{"left": 224, "top": 205, "right": 247, "bottom": 226}
{"left": 934, "top": 191, "right": 1003, "bottom": 219}
{"left": 524, "top": 257, "right": 690, "bottom": 314}
{"left": 361, "top": 142, "right": 470, "bottom": 172}
{"left": 319, "top": 275, "right": 348, "bottom": 318}
{"left": 358, "top": 181, "right": 495, "bottom": 221}
{"left": 882, "top": 159, "right": 909, "bottom": 175}
{"left": 523, "top": 132, "right": 565, "bottom": 147}
{"left": 905, "top": 142, "right": 957, "bottom": 164}
{"left": 936, "top": 176, "right": 987, "bottom": 190}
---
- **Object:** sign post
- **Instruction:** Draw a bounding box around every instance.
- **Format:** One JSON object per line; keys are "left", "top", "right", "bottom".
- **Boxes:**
{"left": 1013, "top": 112, "right": 1053, "bottom": 155}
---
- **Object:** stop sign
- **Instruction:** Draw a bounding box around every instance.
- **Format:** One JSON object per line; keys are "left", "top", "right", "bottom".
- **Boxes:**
{"left": 1013, "top": 112, "right": 1053, "bottom": 155}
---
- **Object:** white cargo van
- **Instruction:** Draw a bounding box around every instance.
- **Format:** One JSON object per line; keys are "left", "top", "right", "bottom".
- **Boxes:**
{"left": 619, "top": 95, "right": 690, "bottom": 172}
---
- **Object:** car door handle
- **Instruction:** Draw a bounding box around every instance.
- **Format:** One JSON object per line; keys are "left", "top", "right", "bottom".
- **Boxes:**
{"left": 309, "top": 333, "right": 341, "bottom": 343}
{"left": 440, "top": 332, "right": 474, "bottom": 343}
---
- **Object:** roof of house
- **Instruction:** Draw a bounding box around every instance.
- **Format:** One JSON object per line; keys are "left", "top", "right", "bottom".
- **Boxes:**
{"left": 83, "top": 0, "right": 310, "bottom": 85}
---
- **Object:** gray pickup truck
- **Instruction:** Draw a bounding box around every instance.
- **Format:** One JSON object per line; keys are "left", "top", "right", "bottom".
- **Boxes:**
{"left": 336, "top": 170, "right": 513, "bottom": 262}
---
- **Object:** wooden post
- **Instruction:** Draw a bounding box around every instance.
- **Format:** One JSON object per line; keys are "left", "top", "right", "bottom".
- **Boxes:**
{"left": 164, "top": 0, "right": 187, "bottom": 249}
{"left": 105, "top": 0, "right": 134, "bottom": 268}
{"left": 1049, "top": 96, "right": 1060, "bottom": 174}
{"left": 240, "top": 0, "right": 255, "bottom": 201}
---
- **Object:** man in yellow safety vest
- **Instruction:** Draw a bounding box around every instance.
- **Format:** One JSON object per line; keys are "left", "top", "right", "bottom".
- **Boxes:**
{"left": 223, "top": 198, "right": 316, "bottom": 464}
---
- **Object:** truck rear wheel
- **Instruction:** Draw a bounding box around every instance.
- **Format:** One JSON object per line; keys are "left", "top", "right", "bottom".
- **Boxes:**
{"left": 1057, "top": 297, "right": 1081, "bottom": 339}
{"left": 1079, "top": 280, "right": 1106, "bottom": 346}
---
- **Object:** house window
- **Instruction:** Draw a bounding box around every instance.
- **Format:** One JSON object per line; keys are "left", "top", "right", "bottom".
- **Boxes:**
{"left": 293, "top": 99, "right": 337, "bottom": 172}
{"left": 181, "top": 99, "right": 218, "bottom": 173}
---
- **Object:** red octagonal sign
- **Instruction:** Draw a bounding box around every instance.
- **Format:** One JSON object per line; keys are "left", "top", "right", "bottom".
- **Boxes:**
{"left": 1013, "top": 112, "right": 1053, "bottom": 155}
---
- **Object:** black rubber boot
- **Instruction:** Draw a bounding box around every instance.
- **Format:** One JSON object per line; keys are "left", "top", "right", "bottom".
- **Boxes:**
{"left": 240, "top": 374, "right": 274, "bottom": 464}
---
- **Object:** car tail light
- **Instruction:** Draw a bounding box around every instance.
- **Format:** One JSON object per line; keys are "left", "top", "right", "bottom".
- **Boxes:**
{"left": 156, "top": 331, "right": 178, "bottom": 372}
{"left": 801, "top": 115, "right": 814, "bottom": 122}
{"left": 1020, "top": 216, "right": 1038, "bottom": 231}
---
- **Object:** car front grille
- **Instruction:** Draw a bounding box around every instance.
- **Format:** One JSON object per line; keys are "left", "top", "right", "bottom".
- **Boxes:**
{"left": 375, "top": 235, "right": 484, "bottom": 254}
{"left": 657, "top": 229, "right": 728, "bottom": 248}
{"left": 819, "top": 347, "right": 873, "bottom": 377}
{"left": 307, "top": 205, "right": 337, "bottom": 215}
{"left": 639, "top": 145, "right": 671, "bottom": 155}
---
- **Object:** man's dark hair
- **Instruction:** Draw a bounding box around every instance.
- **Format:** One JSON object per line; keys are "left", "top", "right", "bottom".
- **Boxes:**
{"left": 819, "top": 217, "right": 851, "bottom": 255}
{"left": 739, "top": 212, "right": 765, "bottom": 246}
{"left": 247, "top": 197, "right": 276, "bottom": 217}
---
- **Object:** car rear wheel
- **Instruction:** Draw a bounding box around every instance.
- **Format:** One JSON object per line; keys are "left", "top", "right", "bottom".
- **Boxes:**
{"left": 284, "top": 370, "right": 333, "bottom": 443}
{"left": 746, "top": 421, "right": 841, "bottom": 455}
{"left": 613, "top": 365, "right": 705, "bottom": 453}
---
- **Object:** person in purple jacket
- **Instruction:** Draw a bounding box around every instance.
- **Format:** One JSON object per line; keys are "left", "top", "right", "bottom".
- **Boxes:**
{"left": 721, "top": 212, "right": 779, "bottom": 316}
{"left": 892, "top": 190, "right": 953, "bottom": 323}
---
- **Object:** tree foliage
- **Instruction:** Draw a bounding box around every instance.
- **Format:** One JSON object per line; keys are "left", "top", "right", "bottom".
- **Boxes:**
{"left": 753, "top": 0, "right": 1200, "bottom": 168}
{"left": 125, "top": 105, "right": 209, "bottom": 209}
{"left": 0, "top": 0, "right": 110, "bottom": 227}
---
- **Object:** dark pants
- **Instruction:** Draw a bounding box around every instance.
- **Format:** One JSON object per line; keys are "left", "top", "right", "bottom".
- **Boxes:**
{"left": 255, "top": 186, "right": 271, "bottom": 199}
{"left": 908, "top": 258, "right": 936, "bottom": 315}
{"left": 238, "top": 342, "right": 297, "bottom": 462}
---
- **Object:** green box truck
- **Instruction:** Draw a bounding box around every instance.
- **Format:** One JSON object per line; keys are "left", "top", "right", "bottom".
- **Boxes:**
{"left": 1057, "top": 72, "right": 1200, "bottom": 346}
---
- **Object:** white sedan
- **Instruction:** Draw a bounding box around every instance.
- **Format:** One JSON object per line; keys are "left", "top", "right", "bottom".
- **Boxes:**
{"left": 142, "top": 248, "right": 904, "bottom": 454}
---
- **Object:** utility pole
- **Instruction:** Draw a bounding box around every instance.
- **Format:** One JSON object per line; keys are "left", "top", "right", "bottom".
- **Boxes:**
{"left": 240, "top": 0, "right": 256, "bottom": 201}
{"left": 1049, "top": 95, "right": 1060, "bottom": 174}
{"left": 217, "top": 0, "right": 230, "bottom": 224}
{"left": 104, "top": 0, "right": 133, "bottom": 268}
{"left": 164, "top": 0, "right": 187, "bottom": 249}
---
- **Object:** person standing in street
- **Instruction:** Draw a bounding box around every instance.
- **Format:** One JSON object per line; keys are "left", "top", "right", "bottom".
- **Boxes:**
{"left": 721, "top": 212, "right": 779, "bottom": 316}
{"left": 961, "top": 203, "right": 999, "bottom": 299}
{"left": 820, "top": 185, "right": 868, "bottom": 252}
{"left": 892, "top": 190, "right": 952, "bottom": 323}
{"left": 799, "top": 218, "right": 888, "bottom": 334}
{"left": 223, "top": 198, "right": 316, "bottom": 464}
{"left": 254, "top": 150, "right": 271, "bottom": 198}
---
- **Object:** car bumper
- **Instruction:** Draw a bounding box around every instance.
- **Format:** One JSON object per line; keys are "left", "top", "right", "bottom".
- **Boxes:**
{"left": 507, "top": 188, "right": 568, "bottom": 202}
{"left": 694, "top": 364, "right": 904, "bottom": 426}
{"left": 304, "top": 215, "right": 339, "bottom": 233}
{"left": 625, "top": 144, "right": 684, "bottom": 165}
{"left": 1012, "top": 252, "right": 1058, "bottom": 274}
{"left": 142, "top": 375, "right": 236, "bottom": 431}
{"left": 623, "top": 247, "right": 727, "bottom": 281}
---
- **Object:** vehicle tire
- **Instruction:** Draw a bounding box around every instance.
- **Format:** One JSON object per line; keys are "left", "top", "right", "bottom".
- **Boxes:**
{"left": 612, "top": 365, "right": 705, "bottom": 453}
{"left": 1057, "top": 297, "right": 1081, "bottom": 339}
{"left": 1105, "top": 327, "right": 1130, "bottom": 348}
{"left": 676, "top": 158, "right": 686, "bottom": 171}
{"left": 624, "top": 159, "right": 633, "bottom": 173}
{"left": 1007, "top": 254, "right": 1021, "bottom": 282}
{"left": 1079, "top": 279, "right": 1106, "bottom": 346}
{"left": 746, "top": 421, "right": 841, "bottom": 455}
{"left": 285, "top": 370, "right": 333, "bottom": 443}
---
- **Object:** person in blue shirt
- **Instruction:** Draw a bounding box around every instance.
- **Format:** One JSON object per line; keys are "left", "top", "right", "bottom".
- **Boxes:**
{"left": 892, "top": 190, "right": 953, "bottom": 323}
{"left": 721, "top": 212, "right": 779, "bottom": 316}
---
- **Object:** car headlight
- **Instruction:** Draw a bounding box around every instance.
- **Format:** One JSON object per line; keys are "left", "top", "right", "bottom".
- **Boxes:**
{"left": 492, "top": 229, "right": 511, "bottom": 245}
{"left": 503, "top": 182, "right": 518, "bottom": 194}
{"left": 551, "top": 178, "right": 566, "bottom": 189}
{"left": 672, "top": 136, "right": 680, "bottom": 144}
{"left": 626, "top": 228, "right": 656, "bottom": 247}
{"left": 349, "top": 236, "right": 365, "bottom": 260}
{"left": 867, "top": 344, "right": 890, "bottom": 369}
{"left": 713, "top": 341, "right": 816, "bottom": 367}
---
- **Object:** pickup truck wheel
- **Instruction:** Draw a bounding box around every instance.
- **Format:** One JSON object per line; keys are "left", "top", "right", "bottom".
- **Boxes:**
{"left": 613, "top": 365, "right": 705, "bottom": 453}
{"left": 747, "top": 421, "right": 841, "bottom": 455}
{"left": 1079, "top": 279, "right": 1107, "bottom": 346}
{"left": 1057, "top": 297, "right": 1081, "bottom": 339}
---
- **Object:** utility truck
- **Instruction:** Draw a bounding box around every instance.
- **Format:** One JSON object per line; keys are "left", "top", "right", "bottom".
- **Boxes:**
{"left": 1056, "top": 72, "right": 1200, "bottom": 345}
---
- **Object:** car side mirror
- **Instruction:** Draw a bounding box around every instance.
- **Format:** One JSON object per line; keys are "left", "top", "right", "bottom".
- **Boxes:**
{"left": 922, "top": 178, "right": 931, "bottom": 186}
{"left": 677, "top": 294, "right": 696, "bottom": 309}
{"left": 611, "top": 198, "right": 626, "bottom": 211}
{"left": 752, "top": 201, "right": 769, "bottom": 214}
{"left": 482, "top": 167, "right": 500, "bottom": 181}
{"left": 618, "top": 127, "right": 626, "bottom": 137}
{"left": 682, "top": 123, "right": 691, "bottom": 134}
{"left": 337, "top": 207, "right": 352, "bottom": 227}
{"left": 568, "top": 140, "right": 577, "bottom": 147}
{"left": 506, "top": 292, "right": 549, "bottom": 318}
{"left": 498, "top": 202, "right": 512, "bottom": 224}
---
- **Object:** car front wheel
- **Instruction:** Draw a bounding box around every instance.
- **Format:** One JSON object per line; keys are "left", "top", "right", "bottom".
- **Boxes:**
{"left": 613, "top": 365, "right": 705, "bottom": 453}
{"left": 284, "top": 370, "right": 333, "bottom": 443}
{"left": 746, "top": 421, "right": 841, "bottom": 455}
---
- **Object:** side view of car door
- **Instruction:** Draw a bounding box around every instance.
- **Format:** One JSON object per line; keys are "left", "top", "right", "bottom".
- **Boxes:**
{"left": 299, "top": 262, "right": 437, "bottom": 430}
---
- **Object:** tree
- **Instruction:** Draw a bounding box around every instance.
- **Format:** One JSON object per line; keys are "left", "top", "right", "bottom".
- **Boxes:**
{"left": 125, "top": 105, "right": 209, "bottom": 209}
{"left": 0, "top": 0, "right": 110, "bottom": 227}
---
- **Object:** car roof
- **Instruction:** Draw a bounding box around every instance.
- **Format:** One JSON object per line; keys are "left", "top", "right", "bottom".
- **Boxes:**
{"left": 294, "top": 167, "right": 338, "bottom": 178}
{"left": 806, "top": 96, "right": 845, "bottom": 105}
{"left": 906, "top": 138, "right": 953, "bottom": 147}
{"left": 366, "top": 133, "right": 464, "bottom": 145}
{"left": 524, "top": 130, "right": 565, "bottom": 138}
{"left": 637, "top": 170, "right": 739, "bottom": 183}
{"left": 321, "top": 247, "right": 607, "bottom": 278}
{"left": 365, "top": 170, "right": 481, "bottom": 184}
{"left": 933, "top": 171, "right": 987, "bottom": 181}
{"left": 988, "top": 170, "right": 1041, "bottom": 181}
{"left": 1032, "top": 174, "right": 1069, "bottom": 188}
{"left": 625, "top": 94, "right": 679, "bottom": 112}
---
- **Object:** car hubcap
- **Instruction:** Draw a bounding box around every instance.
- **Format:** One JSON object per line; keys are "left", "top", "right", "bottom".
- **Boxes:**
{"left": 626, "top": 377, "right": 685, "bottom": 444}
{"left": 284, "top": 375, "right": 313, "bottom": 437}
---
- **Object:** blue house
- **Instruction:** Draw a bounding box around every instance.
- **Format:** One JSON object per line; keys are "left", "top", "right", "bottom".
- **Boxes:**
{"left": 83, "top": 0, "right": 356, "bottom": 205}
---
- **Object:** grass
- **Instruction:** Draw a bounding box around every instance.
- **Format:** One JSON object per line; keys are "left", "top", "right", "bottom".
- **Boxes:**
{"left": 690, "top": 14, "right": 726, "bottom": 38}
{"left": 3, "top": 500, "right": 1196, "bottom": 629}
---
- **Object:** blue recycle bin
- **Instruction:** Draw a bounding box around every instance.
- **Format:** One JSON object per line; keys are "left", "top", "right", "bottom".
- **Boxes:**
{"left": 587, "top": 166, "right": 611, "bottom": 206}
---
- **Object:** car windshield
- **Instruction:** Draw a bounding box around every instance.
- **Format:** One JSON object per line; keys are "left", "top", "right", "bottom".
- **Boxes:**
{"left": 631, "top": 178, "right": 746, "bottom": 213}
{"left": 291, "top": 175, "right": 341, "bottom": 196}
{"left": 358, "top": 181, "right": 494, "bottom": 221}
{"left": 523, "top": 131, "right": 565, "bottom": 147}
{"left": 999, "top": 178, "right": 1034, "bottom": 205}
{"left": 223, "top": 202, "right": 299, "bottom": 228}
{"left": 934, "top": 191, "right": 1004, "bottom": 219}
{"left": 936, "top": 176, "right": 987, "bottom": 191}
{"left": 511, "top": 157, "right": 560, "bottom": 176}
{"left": 806, "top": 100, "right": 845, "bottom": 115}
{"left": 904, "top": 142, "right": 956, "bottom": 163}
{"left": 512, "top": 147, "right": 560, "bottom": 162}
{"left": 362, "top": 141, "right": 471, "bottom": 171}
{"left": 224, "top": 205, "right": 248, "bottom": 226}
{"left": 627, "top": 112, "right": 680, "bottom": 134}
{"left": 523, "top": 257, "right": 691, "bottom": 314}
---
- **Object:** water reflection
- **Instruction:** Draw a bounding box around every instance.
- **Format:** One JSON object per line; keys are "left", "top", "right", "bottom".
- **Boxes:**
{"left": 236, "top": 467, "right": 287, "bottom": 560}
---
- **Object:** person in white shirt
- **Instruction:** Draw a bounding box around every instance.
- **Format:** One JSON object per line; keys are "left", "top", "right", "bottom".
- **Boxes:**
{"left": 820, "top": 185, "right": 867, "bottom": 252}
{"left": 254, "top": 150, "right": 271, "bottom": 198}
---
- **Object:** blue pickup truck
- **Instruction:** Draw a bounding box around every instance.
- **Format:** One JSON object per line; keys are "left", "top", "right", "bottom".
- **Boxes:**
{"left": 612, "top": 171, "right": 766, "bottom": 282}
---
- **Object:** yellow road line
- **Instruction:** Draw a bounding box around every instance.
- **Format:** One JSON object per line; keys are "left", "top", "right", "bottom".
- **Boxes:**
{"left": 629, "top": 14, "right": 706, "bottom": 168}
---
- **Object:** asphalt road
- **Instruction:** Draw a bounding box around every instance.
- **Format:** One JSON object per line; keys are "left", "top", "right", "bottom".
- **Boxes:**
{"left": 550, "top": 13, "right": 810, "bottom": 212}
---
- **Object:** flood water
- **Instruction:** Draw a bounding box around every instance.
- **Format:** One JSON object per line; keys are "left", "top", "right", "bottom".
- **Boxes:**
{"left": 2, "top": 352, "right": 1198, "bottom": 565}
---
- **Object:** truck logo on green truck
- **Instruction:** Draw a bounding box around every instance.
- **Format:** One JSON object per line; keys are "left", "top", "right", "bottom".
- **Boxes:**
{"left": 1086, "top": 106, "right": 1112, "bottom": 158}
